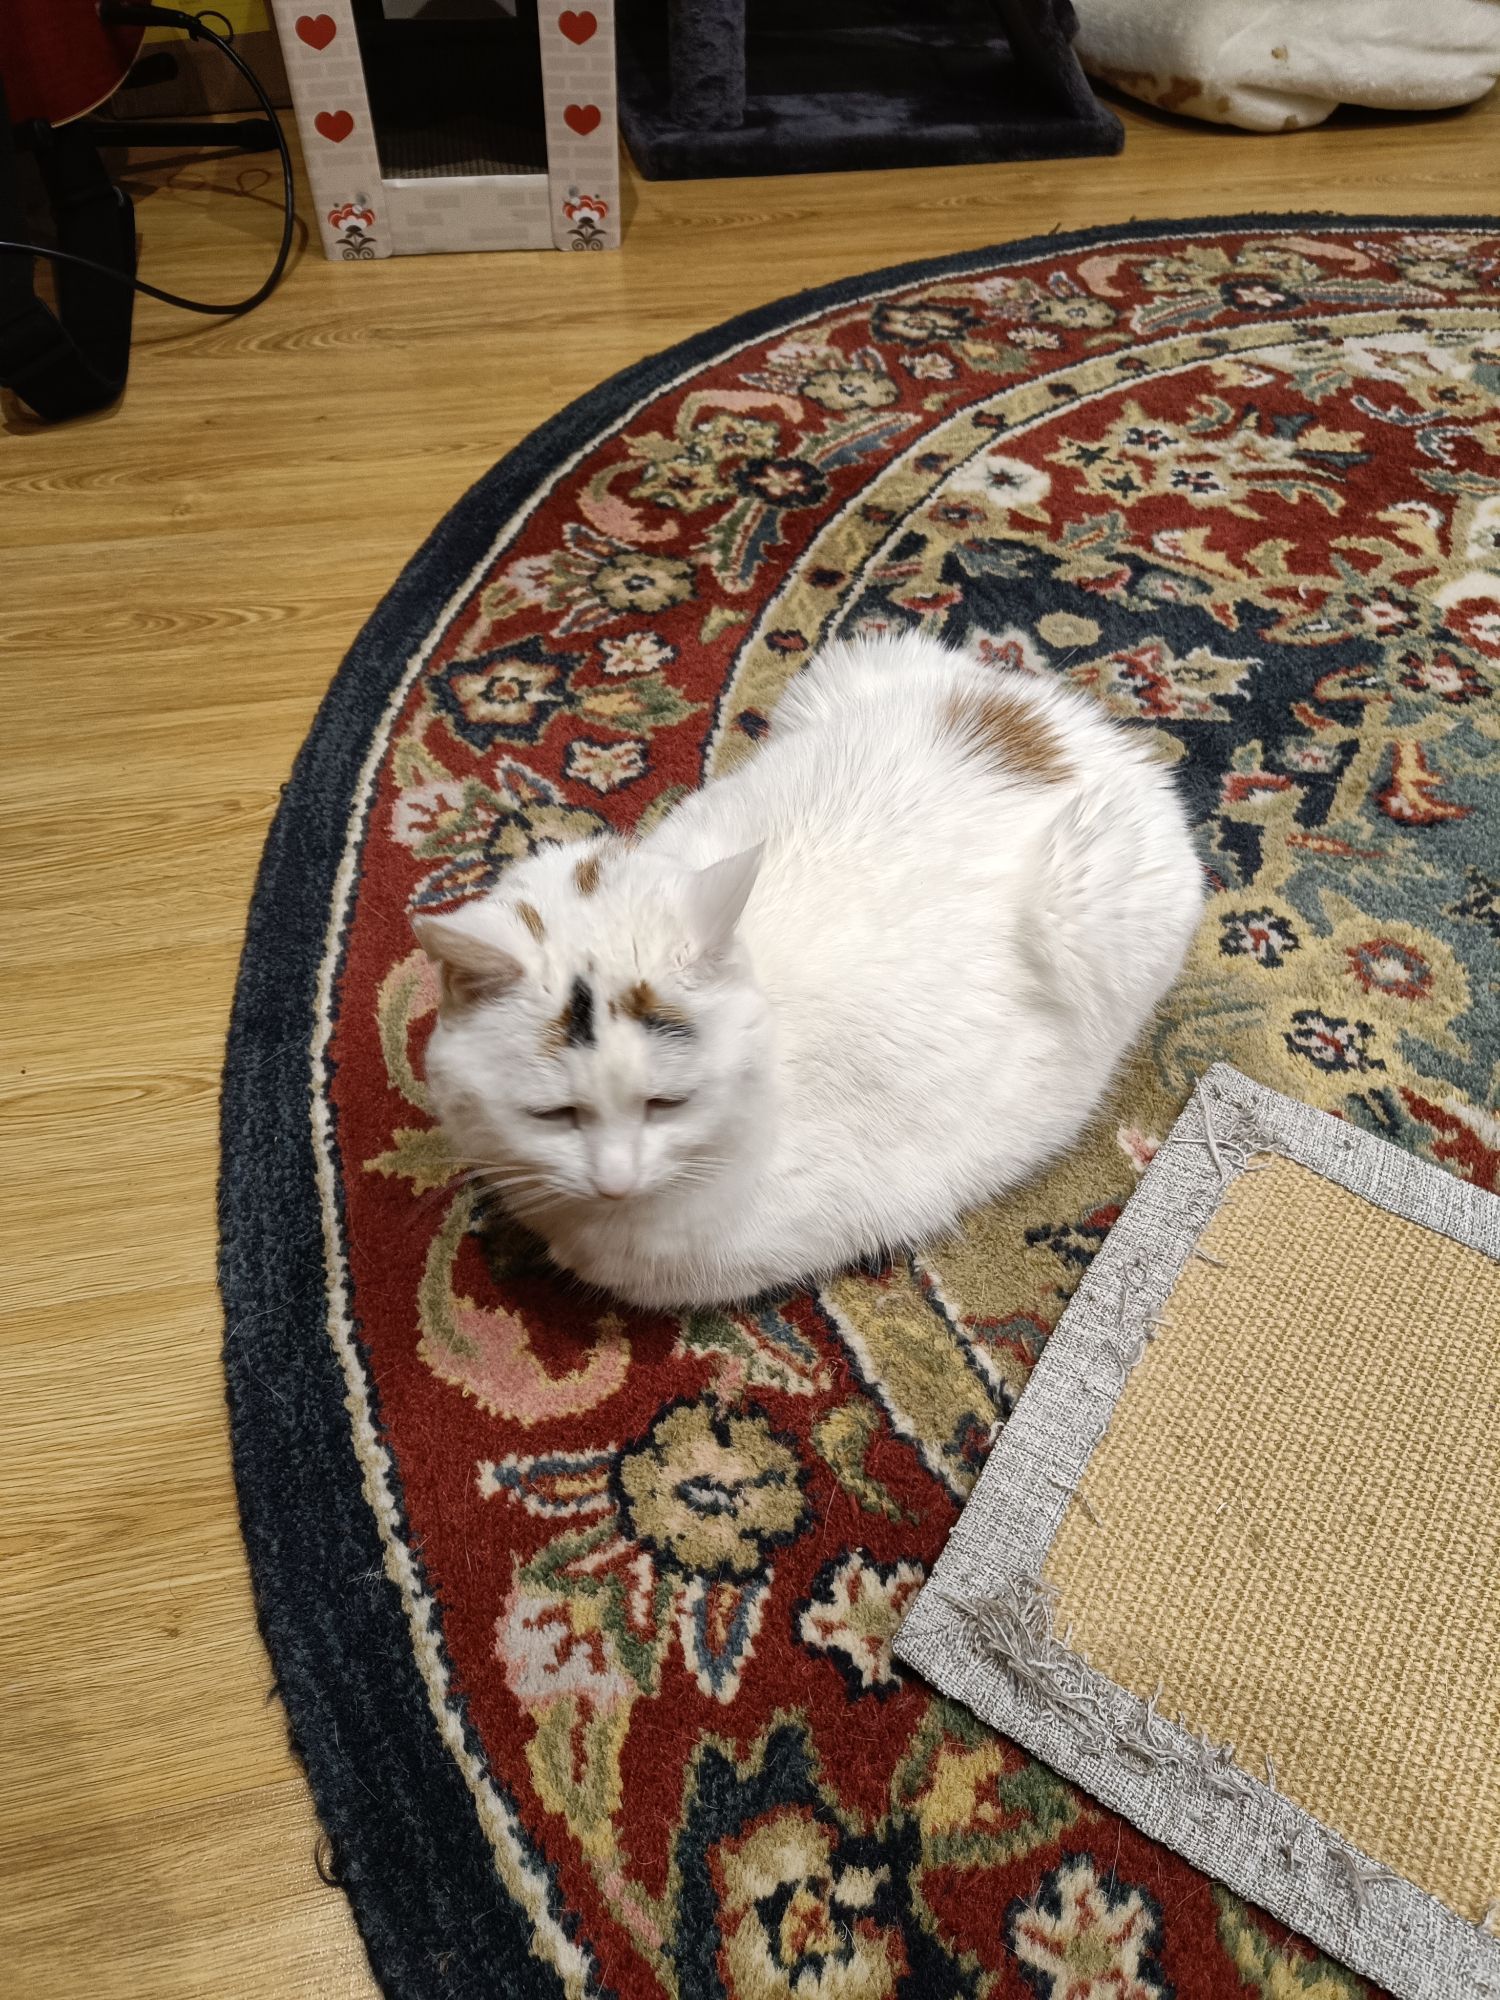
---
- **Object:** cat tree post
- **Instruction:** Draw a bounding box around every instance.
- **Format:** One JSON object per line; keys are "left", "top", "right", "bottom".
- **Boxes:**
{"left": 617, "top": 0, "right": 1122, "bottom": 180}
{"left": 668, "top": 0, "right": 745, "bottom": 129}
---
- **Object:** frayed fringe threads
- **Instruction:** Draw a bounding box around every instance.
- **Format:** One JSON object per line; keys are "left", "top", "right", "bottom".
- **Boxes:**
{"left": 945, "top": 1575, "right": 1255, "bottom": 1801}
{"left": 943, "top": 1574, "right": 1426, "bottom": 1932}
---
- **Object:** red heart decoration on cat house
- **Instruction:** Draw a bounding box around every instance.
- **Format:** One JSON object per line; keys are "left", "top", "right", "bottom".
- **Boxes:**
{"left": 314, "top": 108, "right": 354, "bottom": 143}
{"left": 295, "top": 13, "right": 337, "bottom": 49}
{"left": 564, "top": 102, "right": 601, "bottom": 135}
{"left": 558, "top": 10, "right": 596, "bottom": 44}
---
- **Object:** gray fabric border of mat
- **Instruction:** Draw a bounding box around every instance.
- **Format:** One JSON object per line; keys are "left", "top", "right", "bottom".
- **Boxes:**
{"left": 894, "top": 1063, "right": 1500, "bottom": 2000}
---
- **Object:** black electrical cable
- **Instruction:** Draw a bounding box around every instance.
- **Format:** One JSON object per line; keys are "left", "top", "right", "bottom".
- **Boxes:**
{"left": 0, "top": 3, "right": 294, "bottom": 316}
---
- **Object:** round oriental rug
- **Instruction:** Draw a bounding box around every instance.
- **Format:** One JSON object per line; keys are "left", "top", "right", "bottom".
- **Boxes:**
{"left": 222, "top": 216, "right": 1500, "bottom": 2000}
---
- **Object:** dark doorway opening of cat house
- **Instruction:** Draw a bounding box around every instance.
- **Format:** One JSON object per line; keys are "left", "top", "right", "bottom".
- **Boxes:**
{"left": 616, "top": 0, "right": 1122, "bottom": 179}
{"left": 352, "top": 0, "right": 548, "bottom": 180}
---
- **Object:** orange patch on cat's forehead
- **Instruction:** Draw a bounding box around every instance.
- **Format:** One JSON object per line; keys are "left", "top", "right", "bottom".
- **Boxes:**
{"left": 515, "top": 901, "right": 546, "bottom": 940}
{"left": 944, "top": 683, "right": 1069, "bottom": 784}
{"left": 615, "top": 980, "right": 693, "bottom": 1037}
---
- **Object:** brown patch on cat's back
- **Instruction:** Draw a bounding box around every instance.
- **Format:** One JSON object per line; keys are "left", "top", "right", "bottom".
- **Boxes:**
{"left": 515, "top": 901, "right": 545, "bottom": 941}
{"left": 574, "top": 849, "right": 604, "bottom": 897}
{"left": 944, "top": 683, "right": 1070, "bottom": 785}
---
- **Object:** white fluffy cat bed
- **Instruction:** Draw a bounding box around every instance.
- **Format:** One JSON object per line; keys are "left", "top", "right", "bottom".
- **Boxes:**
{"left": 1073, "top": 0, "right": 1500, "bottom": 130}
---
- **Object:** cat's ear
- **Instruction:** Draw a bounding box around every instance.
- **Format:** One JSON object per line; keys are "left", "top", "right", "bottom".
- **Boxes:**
{"left": 685, "top": 845, "right": 763, "bottom": 957}
{"left": 413, "top": 911, "right": 524, "bottom": 1011}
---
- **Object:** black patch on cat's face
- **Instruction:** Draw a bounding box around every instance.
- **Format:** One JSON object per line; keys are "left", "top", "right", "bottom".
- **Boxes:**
{"left": 565, "top": 975, "right": 595, "bottom": 1047}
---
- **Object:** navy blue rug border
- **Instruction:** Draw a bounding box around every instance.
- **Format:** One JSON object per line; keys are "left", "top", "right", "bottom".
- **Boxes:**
{"left": 217, "top": 212, "right": 1487, "bottom": 2000}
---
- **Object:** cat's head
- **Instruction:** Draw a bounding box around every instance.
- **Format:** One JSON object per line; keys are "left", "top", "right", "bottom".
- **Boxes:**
{"left": 414, "top": 837, "right": 767, "bottom": 1215}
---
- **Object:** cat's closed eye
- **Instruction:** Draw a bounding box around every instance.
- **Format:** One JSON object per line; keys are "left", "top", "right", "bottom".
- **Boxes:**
{"left": 646, "top": 1097, "right": 688, "bottom": 1116}
{"left": 530, "top": 1105, "right": 579, "bottom": 1126}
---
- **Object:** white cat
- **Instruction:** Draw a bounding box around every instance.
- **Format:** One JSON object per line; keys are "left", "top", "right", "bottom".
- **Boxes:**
{"left": 415, "top": 631, "right": 1204, "bottom": 1310}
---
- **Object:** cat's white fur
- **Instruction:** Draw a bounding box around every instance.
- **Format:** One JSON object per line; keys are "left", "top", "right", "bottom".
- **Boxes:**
{"left": 416, "top": 633, "right": 1204, "bottom": 1310}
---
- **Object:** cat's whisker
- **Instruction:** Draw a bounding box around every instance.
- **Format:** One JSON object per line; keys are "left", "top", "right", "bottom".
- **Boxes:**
{"left": 475, "top": 1175, "right": 553, "bottom": 1207}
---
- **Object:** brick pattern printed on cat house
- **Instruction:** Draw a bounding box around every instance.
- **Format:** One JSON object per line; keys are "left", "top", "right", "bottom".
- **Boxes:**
{"left": 269, "top": 2, "right": 619, "bottom": 259}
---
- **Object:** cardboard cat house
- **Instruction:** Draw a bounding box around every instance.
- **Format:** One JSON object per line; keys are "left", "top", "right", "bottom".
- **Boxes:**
{"left": 270, "top": 0, "right": 618, "bottom": 259}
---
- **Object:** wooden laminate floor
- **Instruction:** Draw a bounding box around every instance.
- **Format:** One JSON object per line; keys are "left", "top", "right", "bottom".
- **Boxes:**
{"left": 3, "top": 89, "right": 1497, "bottom": 1999}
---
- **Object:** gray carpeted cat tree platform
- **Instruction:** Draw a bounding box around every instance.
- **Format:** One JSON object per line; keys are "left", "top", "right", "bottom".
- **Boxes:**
{"left": 617, "top": 0, "right": 1122, "bottom": 180}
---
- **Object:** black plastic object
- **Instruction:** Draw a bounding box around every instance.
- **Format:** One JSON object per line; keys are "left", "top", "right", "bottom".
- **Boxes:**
{"left": 0, "top": 90, "right": 137, "bottom": 420}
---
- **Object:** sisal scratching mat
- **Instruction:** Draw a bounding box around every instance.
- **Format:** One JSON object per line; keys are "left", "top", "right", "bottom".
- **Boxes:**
{"left": 896, "top": 1065, "right": 1500, "bottom": 2000}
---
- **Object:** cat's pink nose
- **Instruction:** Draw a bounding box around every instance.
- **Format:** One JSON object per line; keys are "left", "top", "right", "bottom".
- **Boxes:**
{"left": 591, "top": 1142, "right": 639, "bottom": 1201}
